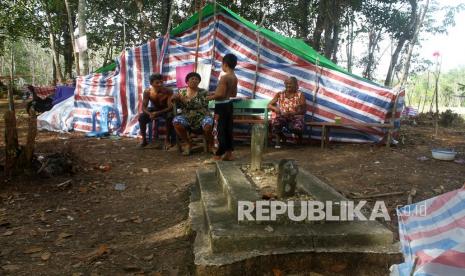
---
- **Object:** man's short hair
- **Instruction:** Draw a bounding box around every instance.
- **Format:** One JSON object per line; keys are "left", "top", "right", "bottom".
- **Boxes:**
{"left": 149, "top": 73, "right": 163, "bottom": 84}
{"left": 223, "top": 53, "right": 238, "bottom": 69}
{"left": 185, "top": 72, "right": 201, "bottom": 83}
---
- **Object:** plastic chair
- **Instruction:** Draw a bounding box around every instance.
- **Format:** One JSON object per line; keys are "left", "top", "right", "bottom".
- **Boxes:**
{"left": 147, "top": 117, "right": 176, "bottom": 145}
{"left": 86, "top": 106, "right": 121, "bottom": 138}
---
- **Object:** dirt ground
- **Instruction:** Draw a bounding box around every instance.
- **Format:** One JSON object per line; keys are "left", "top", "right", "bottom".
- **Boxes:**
{"left": 1, "top": 99, "right": 465, "bottom": 275}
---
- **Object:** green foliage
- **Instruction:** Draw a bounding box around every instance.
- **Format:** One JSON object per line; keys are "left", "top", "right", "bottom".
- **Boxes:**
{"left": 0, "top": 0, "right": 464, "bottom": 87}
{"left": 407, "top": 66, "right": 465, "bottom": 111}
{"left": 439, "top": 109, "right": 464, "bottom": 127}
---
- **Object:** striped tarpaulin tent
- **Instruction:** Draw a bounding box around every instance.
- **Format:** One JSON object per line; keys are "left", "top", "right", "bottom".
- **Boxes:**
{"left": 34, "top": 86, "right": 56, "bottom": 99}
{"left": 391, "top": 187, "right": 465, "bottom": 275}
{"left": 402, "top": 106, "right": 419, "bottom": 117}
{"left": 73, "top": 3, "right": 403, "bottom": 141}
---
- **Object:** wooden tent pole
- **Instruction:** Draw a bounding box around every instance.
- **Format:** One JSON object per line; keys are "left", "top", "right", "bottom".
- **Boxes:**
{"left": 309, "top": 58, "right": 321, "bottom": 141}
{"left": 387, "top": 89, "right": 401, "bottom": 147}
{"left": 252, "top": 12, "right": 267, "bottom": 99}
{"left": 209, "top": 0, "right": 218, "bottom": 70}
{"left": 194, "top": 0, "right": 204, "bottom": 72}
{"left": 158, "top": 0, "right": 176, "bottom": 74}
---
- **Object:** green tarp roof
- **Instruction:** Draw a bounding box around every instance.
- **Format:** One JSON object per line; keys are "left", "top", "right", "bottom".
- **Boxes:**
{"left": 94, "top": 62, "right": 116, "bottom": 74}
{"left": 96, "top": 3, "right": 385, "bottom": 88}
{"left": 171, "top": 3, "right": 383, "bottom": 86}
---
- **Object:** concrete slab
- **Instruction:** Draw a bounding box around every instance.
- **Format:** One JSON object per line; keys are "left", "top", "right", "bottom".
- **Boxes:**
{"left": 190, "top": 162, "right": 401, "bottom": 272}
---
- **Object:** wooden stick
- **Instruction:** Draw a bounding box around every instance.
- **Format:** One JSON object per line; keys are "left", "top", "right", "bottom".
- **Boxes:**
{"left": 25, "top": 113, "right": 38, "bottom": 167}
{"left": 194, "top": 0, "right": 204, "bottom": 72}
{"left": 410, "top": 256, "right": 419, "bottom": 276}
{"left": 350, "top": 191, "right": 404, "bottom": 199}
{"left": 252, "top": 13, "right": 266, "bottom": 99}
{"left": 387, "top": 89, "right": 401, "bottom": 147}
{"left": 407, "top": 188, "right": 417, "bottom": 205}
{"left": 57, "top": 180, "right": 72, "bottom": 188}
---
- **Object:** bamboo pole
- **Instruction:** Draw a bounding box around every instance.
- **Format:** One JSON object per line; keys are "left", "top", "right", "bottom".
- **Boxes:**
{"left": 252, "top": 13, "right": 267, "bottom": 99}
{"left": 157, "top": 0, "right": 175, "bottom": 73}
{"left": 387, "top": 89, "right": 401, "bottom": 147}
{"left": 209, "top": 0, "right": 218, "bottom": 73}
{"left": 194, "top": 0, "right": 204, "bottom": 72}
{"left": 309, "top": 58, "right": 322, "bottom": 141}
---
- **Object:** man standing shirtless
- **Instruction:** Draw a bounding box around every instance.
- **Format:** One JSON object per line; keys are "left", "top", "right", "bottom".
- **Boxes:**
{"left": 207, "top": 53, "right": 238, "bottom": 161}
{"left": 138, "top": 73, "right": 174, "bottom": 148}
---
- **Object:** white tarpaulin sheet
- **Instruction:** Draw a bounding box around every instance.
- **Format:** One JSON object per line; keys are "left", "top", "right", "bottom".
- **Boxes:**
{"left": 37, "top": 96, "right": 75, "bottom": 132}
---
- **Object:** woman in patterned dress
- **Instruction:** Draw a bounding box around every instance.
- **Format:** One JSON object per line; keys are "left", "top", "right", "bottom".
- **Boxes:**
{"left": 172, "top": 72, "right": 214, "bottom": 155}
{"left": 267, "top": 77, "right": 307, "bottom": 148}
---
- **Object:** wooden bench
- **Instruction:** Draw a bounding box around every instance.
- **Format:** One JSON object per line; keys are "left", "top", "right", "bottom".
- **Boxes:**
{"left": 209, "top": 98, "right": 271, "bottom": 142}
{"left": 306, "top": 121, "right": 395, "bottom": 148}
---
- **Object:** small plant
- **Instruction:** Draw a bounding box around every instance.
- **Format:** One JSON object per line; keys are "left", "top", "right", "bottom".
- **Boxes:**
{"left": 439, "top": 109, "right": 464, "bottom": 127}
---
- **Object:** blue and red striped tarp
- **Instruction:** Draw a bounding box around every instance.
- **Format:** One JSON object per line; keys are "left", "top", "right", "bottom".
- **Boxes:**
{"left": 392, "top": 187, "right": 465, "bottom": 275}
{"left": 72, "top": 6, "right": 403, "bottom": 142}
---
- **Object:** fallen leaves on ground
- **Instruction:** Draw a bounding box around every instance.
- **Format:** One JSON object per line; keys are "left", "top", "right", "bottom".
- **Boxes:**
{"left": 78, "top": 244, "right": 111, "bottom": 262}
{"left": 23, "top": 246, "right": 43, "bottom": 254}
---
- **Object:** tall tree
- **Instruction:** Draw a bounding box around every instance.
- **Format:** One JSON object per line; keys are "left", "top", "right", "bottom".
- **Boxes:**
{"left": 384, "top": 0, "right": 418, "bottom": 86}
{"left": 65, "top": 0, "right": 80, "bottom": 75}
{"left": 398, "top": 0, "right": 430, "bottom": 87}
{"left": 78, "top": 0, "right": 89, "bottom": 74}
{"left": 42, "top": 0, "right": 64, "bottom": 83}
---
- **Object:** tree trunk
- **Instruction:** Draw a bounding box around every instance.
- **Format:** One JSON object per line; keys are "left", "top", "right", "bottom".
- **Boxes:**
{"left": 384, "top": 0, "right": 418, "bottom": 86}
{"left": 7, "top": 46, "right": 15, "bottom": 112}
{"left": 103, "top": 43, "right": 112, "bottom": 66}
{"left": 384, "top": 37, "right": 406, "bottom": 86}
{"left": 311, "top": 10, "right": 325, "bottom": 52}
{"left": 31, "top": 54, "right": 35, "bottom": 85}
{"left": 162, "top": 0, "right": 173, "bottom": 35}
{"left": 78, "top": 0, "right": 89, "bottom": 75}
{"left": 135, "top": 0, "right": 153, "bottom": 42}
{"left": 321, "top": 0, "right": 343, "bottom": 60}
{"left": 65, "top": 0, "right": 80, "bottom": 75}
{"left": 363, "top": 29, "right": 382, "bottom": 80}
{"left": 42, "top": 1, "right": 64, "bottom": 83}
{"left": 296, "top": 0, "right": 311, "bottom": 39}
{"left": 346, "top": 14, "right": 354, "bottom": 72}
{"left": 399, "top": 0, "right": 430, "bottom": 88}
{"left": 49, "top": 32, "right": 63, "bottom": 83}
{"left": 323, "top": 22, "right": 333, "bottom": 58}
{"left": 0, "top": 56, "right": 4, "bottom": 75}
{"left": 52, "top": 56, "right": 57, "bottom": 85}
{"left": 330, "top": 24, "right": 341, "bottom": 63}
{"left": 63, "top": 19, "right": 73, "bottom": 79}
